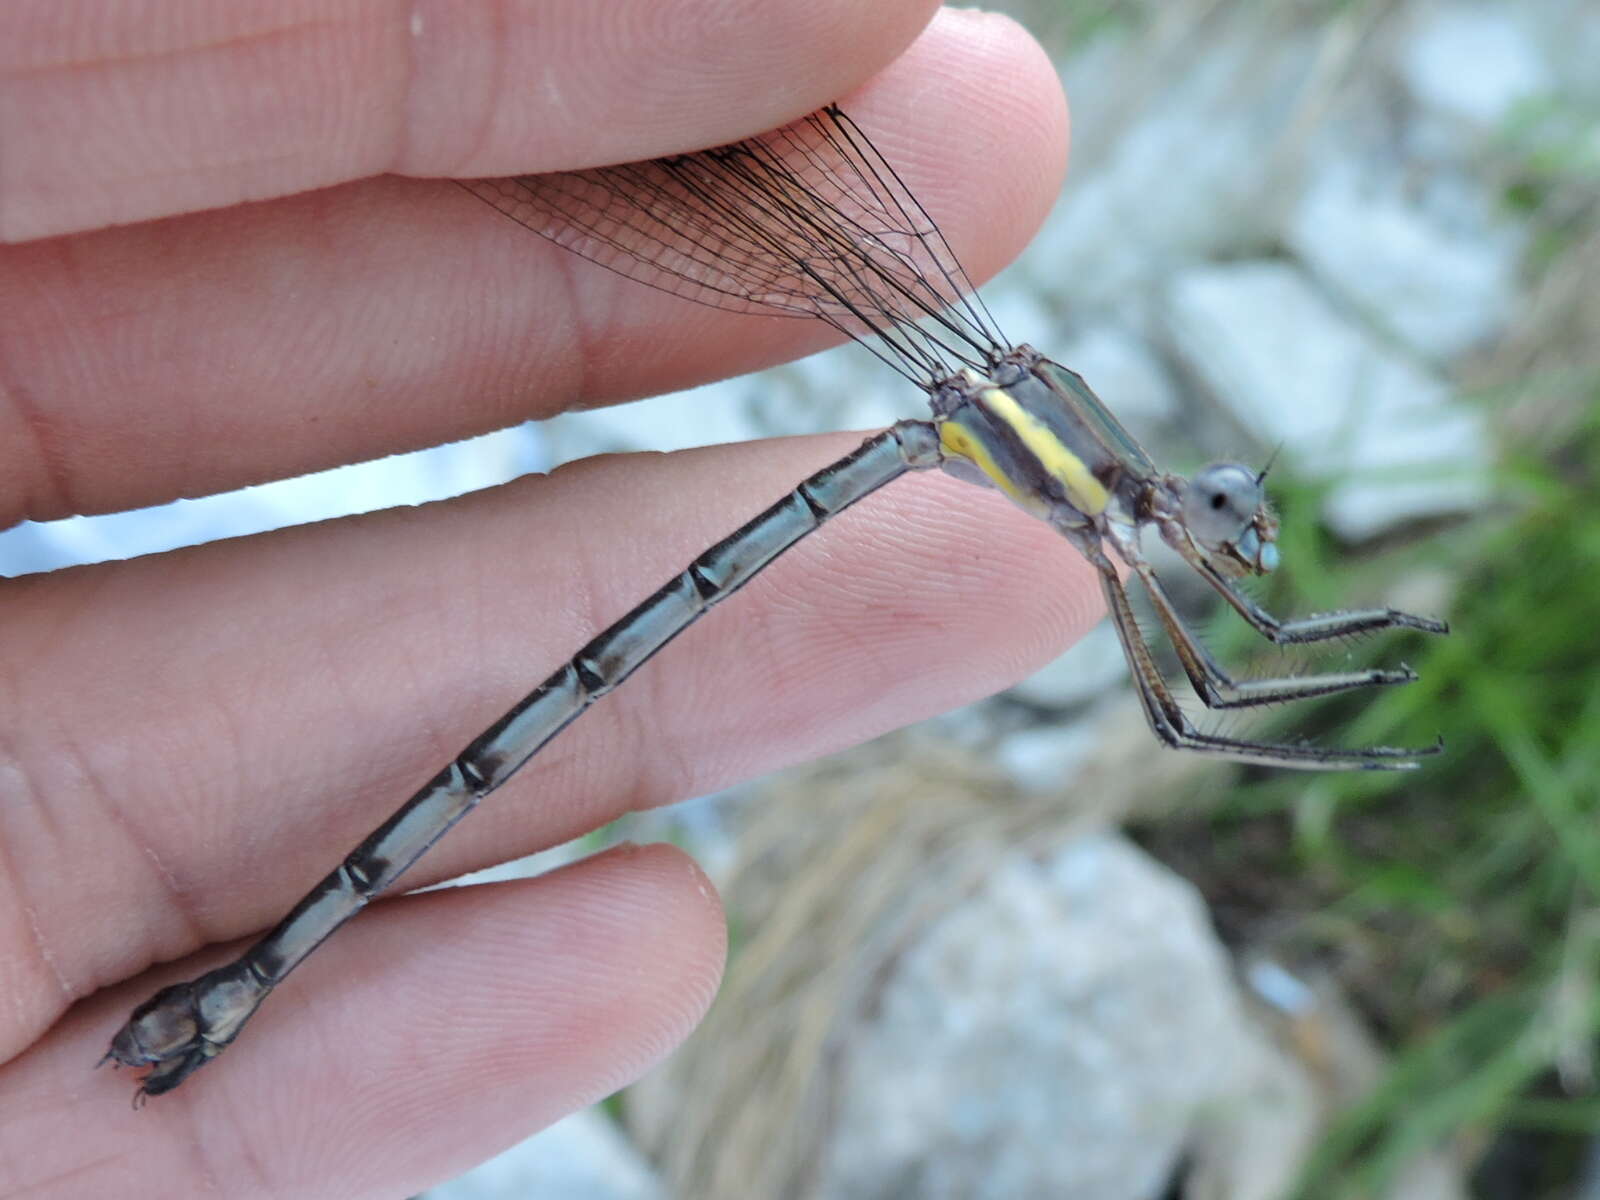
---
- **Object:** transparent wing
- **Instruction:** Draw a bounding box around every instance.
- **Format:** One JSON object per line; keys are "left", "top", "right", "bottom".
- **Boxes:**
{"left": 460, "top": 105, "right": 1009, "bottom": 384}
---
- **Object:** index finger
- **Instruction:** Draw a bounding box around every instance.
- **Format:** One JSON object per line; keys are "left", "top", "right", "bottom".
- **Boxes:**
{"left": 0, "top": 0, "right": 942, "bottom": 240}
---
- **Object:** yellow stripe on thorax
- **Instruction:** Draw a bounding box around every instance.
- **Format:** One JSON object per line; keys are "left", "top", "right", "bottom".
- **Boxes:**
{"left": 944, "top": 386, "right": 1110, "bottom": 516}
{"left": 938, "top": 418, "right": 1042, "bottom": 512}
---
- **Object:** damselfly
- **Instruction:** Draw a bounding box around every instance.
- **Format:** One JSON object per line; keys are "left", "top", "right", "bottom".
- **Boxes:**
{"left": 105, "top": 105, "right": 1446, "bottom": 1100}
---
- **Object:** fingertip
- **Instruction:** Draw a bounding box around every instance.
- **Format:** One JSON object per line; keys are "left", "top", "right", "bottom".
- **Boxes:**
{"left": 543, "top": 840, "right": 730, "bottom": 1039}
{"left": 372, "top": 841, "right": 729, "bottom": 1106}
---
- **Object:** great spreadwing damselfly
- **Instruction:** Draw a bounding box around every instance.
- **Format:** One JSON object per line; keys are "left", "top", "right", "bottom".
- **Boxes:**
{"left": 104, "top": 103, "right": 1447, "bottom": 1101}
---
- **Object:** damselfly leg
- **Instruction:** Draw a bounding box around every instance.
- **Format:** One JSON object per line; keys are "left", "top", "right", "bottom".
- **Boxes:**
{"left": 1097, "top": 523, "right": 1444, "bottom": 769}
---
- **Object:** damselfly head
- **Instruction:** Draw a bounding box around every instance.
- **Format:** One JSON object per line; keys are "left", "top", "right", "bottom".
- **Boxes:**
{"left": 1181, "top": 463, "right": 1281, "bottom": 577}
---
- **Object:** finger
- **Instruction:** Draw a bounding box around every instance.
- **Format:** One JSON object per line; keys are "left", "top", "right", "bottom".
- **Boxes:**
{"left": 0, "top": 11, "right": 1069, "bottom": 525}
{"left": 4, "top": 429, "right": 1103, "bottom": 1058}
{"left": 1, "top": 0, "right": 942, "bottom": 240}
{"left": 7, "top": 844, "right": 727, "bottom": 1198}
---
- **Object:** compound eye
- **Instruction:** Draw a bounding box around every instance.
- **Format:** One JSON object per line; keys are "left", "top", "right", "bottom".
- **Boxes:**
{"left": 1183, "top": 463, "right": 1263, "bottom": 549}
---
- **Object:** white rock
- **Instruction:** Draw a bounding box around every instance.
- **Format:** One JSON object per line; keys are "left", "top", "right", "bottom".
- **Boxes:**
{"left": 542, "top": 375, "right": 767, "bottom": 460}
{"left": 1399, "top": 3, "right": 1548, "bottom": 129}
{"left": 1051, "top": 323, "right": 1181, "bottom": 430}
{"left": 1184, "top": 1003, "right": 1322, "bottom": 1200}
{"left": 760, "top": 340, "right": 919, "bottom": 435}
{"left": 976, "top": 274, "right": 1064, "bottom": 354}
{"left": 1024, "top": 26, "right": 1317, "bottom": 313}
{"left": 992, "top": 721, "right": 1104, "bottom": 794}
{"left": 541, "top": 337, "right": 937, "bottom": 467}
{"left": 1530, "top": 0, "right": 1600, "bottom": 107}
{"left": 1287, "top": 154, "right": 1523, "bottom": 360}
{"left": 429, "top": 1107, "right": 663, "bottom": 1200}
{"left": 0, "top": 423, "right": 546, "bottom": 574}
{"left": 1162, "top": 260, "right": 1490, "bottom": 540}
{"left": 817, "top": 834, "right": 1260, "bottom": 1200}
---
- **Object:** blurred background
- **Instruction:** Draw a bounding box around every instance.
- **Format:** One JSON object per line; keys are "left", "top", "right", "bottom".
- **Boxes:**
{"left": 8, "top": 1, "right": 1597, "bottom": 1196}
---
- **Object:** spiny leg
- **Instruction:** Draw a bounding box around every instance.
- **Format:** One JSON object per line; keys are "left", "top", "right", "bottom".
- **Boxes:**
{"left": 1158, "top": 522, "right": 1449, "bottom": 646}
{"left": 1124, "top": 551, "right": 1421, "bottom": 710}
{"left": 1094, "top": 559, "right": 1437, "bottom": 770}
{"left": 1192, "top": 549, "right": 1446, "bottom": 645}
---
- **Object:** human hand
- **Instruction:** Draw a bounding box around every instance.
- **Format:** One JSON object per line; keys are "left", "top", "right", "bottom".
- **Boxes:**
{"left": 0, "top": 3, "right": 1086, "bottom": 1195}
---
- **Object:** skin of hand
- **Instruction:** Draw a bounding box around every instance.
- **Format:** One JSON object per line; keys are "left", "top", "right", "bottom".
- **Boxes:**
{"left": 0, "top": 3, "right": 1089, "bottom": 1196}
